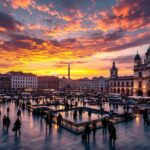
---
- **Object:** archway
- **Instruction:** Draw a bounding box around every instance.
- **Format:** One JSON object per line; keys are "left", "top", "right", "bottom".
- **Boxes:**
{"left": 136, "top": 90, "right": 143, "bottom": 96}
{"left": 126, "top": 88, "right": 130, "bottom": 96}
{"left": 147, "top": 90, "right": 150, "bottom": 97}
{"left": 117, "top": 88, "right": 120, "bottom": 93}
{"left": 121, "top": 88, "right": 125, "bottom": 94}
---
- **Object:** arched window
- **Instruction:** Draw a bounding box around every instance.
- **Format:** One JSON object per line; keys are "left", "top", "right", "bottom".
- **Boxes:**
{"left": 117, "top": 88, "right": 120, "bottom": 93}
{"left": 126, "top": 82, "right": 129, "bottom": 87}
{"left": 139, "top": 72, "right": 142, "bottom": 78}
{"left": 138, "top": 81, "right": 142, "bottom": 88}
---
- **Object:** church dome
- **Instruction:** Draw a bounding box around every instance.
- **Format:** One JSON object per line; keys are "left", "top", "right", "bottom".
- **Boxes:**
{"left": 146, "top": 46, "right": 150, "bottom": 56}
{"left": 134, "top": 52, "right": 141, "bottom": 60}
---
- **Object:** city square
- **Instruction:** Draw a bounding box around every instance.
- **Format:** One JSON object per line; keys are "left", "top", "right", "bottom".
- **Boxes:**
{"left": 0, "top": 0, "right": 150, "bottom": 149}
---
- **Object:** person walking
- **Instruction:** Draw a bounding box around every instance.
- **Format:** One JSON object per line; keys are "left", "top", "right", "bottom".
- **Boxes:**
{"left": 109, "top": 123, "right": 117, "bottom": 146}
{"left": 45, "top": 115, "right": 49, "bottom": 131}
{"left": 17, "top": 109, "right": 21, "bottom": 119}
{"left": 143, "top": 108, "right": 148, "bottom": 126}
{"left": 3, "top": 115, "right": 7, "bottom": 130}
{"left": 102, "top": 117, "right": 107, "bottom": 134}
{"left": 85, "top": 123, "right": 91, "bottom": 142}
{"left": 7, "top": 107, "right": 10, "bottom": 114}
{"left": 92, "top": 122, "right": 96, "bottom": 138}
{"left": 57, "top": 113, "right": 62, "bottom": 126}
{"left": 49, "top": 113, "right": 53, "bottom": 128}
{"left": 13, "top": 118, "right": 21, "bottom": 136}
{"left": 88, "top": 110, "right": 91, "bottom": 119}
{"left": 6, "top": 116, "right": 10, "bottom": 131}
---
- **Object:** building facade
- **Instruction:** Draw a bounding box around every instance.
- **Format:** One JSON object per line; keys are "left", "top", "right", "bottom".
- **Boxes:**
{"left": 133, "top": 47, "right": 150, "bottom": 97}
{"left": 38, "top": 76, "right": 59, "bottom": 90}
{"left": 109, "top": 62, "right": 134, "bottom": 96}
{"left": 0, "top": 74, "right": 11, "bottom": 93}
{"left": 7, "top": 71, "right": 37, "bottom": 91}
{"left": 92, "top": 77, "right": 109, "bottom": 93}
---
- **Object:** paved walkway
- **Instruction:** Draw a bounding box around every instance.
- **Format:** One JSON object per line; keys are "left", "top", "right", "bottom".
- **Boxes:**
{"left": 0, "top": 102, "right": 149, "bottom": 150}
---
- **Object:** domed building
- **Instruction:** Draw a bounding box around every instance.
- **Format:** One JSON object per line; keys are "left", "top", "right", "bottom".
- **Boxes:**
{"left": 109, "top": 46, "right": 150, "bottom": 97}
{"left": 133, "top": 46, "right": 150, "bottom": 97}
{"left": 109, "top": 61, "right": 134, "bottom": 96}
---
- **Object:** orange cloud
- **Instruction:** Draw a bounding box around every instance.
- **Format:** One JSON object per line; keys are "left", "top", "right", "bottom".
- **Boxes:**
{"left": 46, "top": 20, "right": 89, "bottom": 37}
{"left": 0, "top": 27, "right": 6, "bottom": 32}
{"left": 11, "top": 0, "right": 35, "bottom": 9}
{"left": 27, "top": 24, "right": 48, "bottom": 31}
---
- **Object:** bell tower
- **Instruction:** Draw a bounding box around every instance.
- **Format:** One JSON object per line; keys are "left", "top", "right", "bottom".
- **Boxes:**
{"left": 110, "top": 61, "right": 118, "bottom": 79}
{"left": 134, "top": 52, "right": 142, "bottom": 67}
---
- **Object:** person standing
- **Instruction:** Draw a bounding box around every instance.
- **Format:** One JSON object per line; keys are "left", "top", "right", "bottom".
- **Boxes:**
{"left": 102, "top": 117, "right": 107, "bottom": 134}
{"left": 88, "top": 110, "right": 91, "bottom": 119}
{"left": 3, "top": 115, "right": 7, "bottom": 130}
{"left": 109, "top": 123, "right": 117, "bottom": 146}
{"left": 14, "top": 118, "right": 21, "bottom": 136}
{"left": 7, "top": 107, "right": 10, "bottom": 114}
{"left": 143, "top": 109, "right": 148, "bottom": 126}
{"left": 85, "top": 123, "right": 91, "bottom": 142}
{"left": 92, "top": 122, "right": 96, "bottom": 138}
{"left": 6, "top": 116, "right": 10, "bottom": 131}
{"left": 17, "top": 109, "right": 21, "bottom": 119}
{"left": 49, "top": 113, "right": 53, "bottom": 128}
{"left": 45, "top": 115, "right": 49, "bottom": 131}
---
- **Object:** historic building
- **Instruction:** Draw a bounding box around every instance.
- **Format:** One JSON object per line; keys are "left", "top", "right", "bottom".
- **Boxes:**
{"left": 7, "top": 71, "right": 37, "bottom": 91}
{"left": 109, "top": 62, "right": 134, "bottom": 96}
{"left": 133, "top": 47, "right": 150, "bottom": 97}
{"left": 38, "top": 76, "right": 59, "bottom": 90}
{"left": 0, "top": 74, "right": 11, "bottom": 93}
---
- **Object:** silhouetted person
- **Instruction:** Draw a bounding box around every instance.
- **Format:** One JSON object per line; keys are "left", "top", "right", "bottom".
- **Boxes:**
{"left": 7, "top": 107, "right": 10, "bottom": 114}
{"left": 75, "top": 101, "right": 78, "bottom": 107}
{"left": 57, "top": 113, "right": 62, "bottom": 126}
{"left": 6, "top": 116, "right": 10, "bottom": 131}
{"left": 102, "top": 117, "right": 107, "bottom": 134}
{"left": 85, "top": 124, "right": 91, "bottom": 142}
{"left": 3, "top": 115, "right": 7, "bottom": 130}
{"left": 17, "top": 109, "right": 21, "bottom": 118}
{"left": 14, "top": 118, "right": 21, "bottom": 136}
{"left": 79, "top": 109, "right": 82, "bottom": 116}
{"left": 143, "top": 109, "right": 148, "bottom": 126}
{"left": 45, "top": 115, "right": 49, "bottom": 131}
{"left": 100, "top": 107, "right": 104, "bottom": 116}
{"left": 49, "top": 113, "right": 53, "bottom": 127}
{"left": 22, "top": 102, "right": 25, "bottom": 110}
{"left": 92, "top": 122, "right": 96, "bottom": 138}
{"left": 73, "top": 110, "right": 77, "bottom": 118}
{"left": 109, "top": 123, "right": 117, "bottom": 145}
{"left": 88, "top": 110, "right": 91, "bottom": 118}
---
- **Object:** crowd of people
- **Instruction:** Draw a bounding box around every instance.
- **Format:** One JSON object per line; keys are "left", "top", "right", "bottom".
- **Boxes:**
{"left": 0, "top": 106, "right": 22, "bottom": 136}
{"left": 0, "top": 96, "right": 149, "bottom": 148}
{"left": 83, "top": 118, "right": 117, "bottom": 146}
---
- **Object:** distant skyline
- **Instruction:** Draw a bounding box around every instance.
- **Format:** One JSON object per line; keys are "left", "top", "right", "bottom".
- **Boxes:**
{"left": 0, "top": 0, "right": 150, "bottom": 79}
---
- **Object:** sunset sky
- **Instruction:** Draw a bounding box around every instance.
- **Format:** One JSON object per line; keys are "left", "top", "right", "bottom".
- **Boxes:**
{"left": 0, "top": 0, "right": 149, "bottom": 79}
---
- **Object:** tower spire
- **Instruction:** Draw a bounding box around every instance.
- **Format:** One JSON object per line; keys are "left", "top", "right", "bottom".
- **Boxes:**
{"left": 68, "top": 63, "right": 70, "bottom": 79}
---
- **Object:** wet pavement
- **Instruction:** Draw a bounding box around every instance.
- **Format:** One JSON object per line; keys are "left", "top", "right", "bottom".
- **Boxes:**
{"left": 0, "top": 102, "right": 150, "bottom": 150}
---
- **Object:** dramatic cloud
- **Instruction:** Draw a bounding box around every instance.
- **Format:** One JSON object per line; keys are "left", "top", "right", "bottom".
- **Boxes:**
{"left": 0, "top": 11, "right": 23, "bottom": 31}
{"left": 0, "top": 0, "right": 149, "bottom": 78}
{"left": 11, "top": 0, "right": 34, "bottom": 9}
{"left": 96, "top": 0, "right": 150, "bottom": 31}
